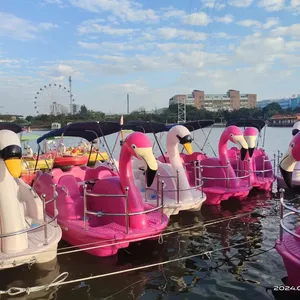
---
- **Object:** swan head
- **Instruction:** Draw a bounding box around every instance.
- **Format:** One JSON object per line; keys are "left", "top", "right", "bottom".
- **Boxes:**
{"left": 167, "top": 125, "right": 193, "bottom": 154}
{"left": 243, "top": 127, "right": 258, "bottom": 158}
{"left": 0, "top": 130, "right": 22, "bottom": 178}
{"left": 279, "top": 132, "right": 300, "bottom": 188}
{"left": 124, "top": 132, "right": 158, "bottom": 187}
{"left": 292, "top": 121, "right": 300, "bottom": 136}
{"left": 225, "top": 126, "right": 248, "bottom": 161}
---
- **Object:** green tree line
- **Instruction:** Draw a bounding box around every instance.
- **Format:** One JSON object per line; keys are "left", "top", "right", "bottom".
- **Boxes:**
{"left": 17, "top": 101, "right": 296, "bottom": 127}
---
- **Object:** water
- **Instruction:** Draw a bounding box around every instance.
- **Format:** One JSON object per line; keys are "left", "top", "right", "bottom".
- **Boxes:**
{"left": 1, "top": 126, "right": 299, "bottom": 300}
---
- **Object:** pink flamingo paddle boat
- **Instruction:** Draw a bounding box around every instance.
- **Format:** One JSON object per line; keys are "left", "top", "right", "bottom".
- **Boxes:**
{"left": 151, "top": 123, "right": 250, "bottom": 205}
{"left": 276, "top": 132, "right": 300, "bottom": 287}
{"left": 121, "top": 121, "right": 206, "bottom": 216}
{"left": 226, "top": 120, "right": 275, "bottom": 191}
{"left": 277, "top": 120, "right": 300, "bottom": 188}
{"left": 33, "top": 121, "right": 168, "bottom": 257}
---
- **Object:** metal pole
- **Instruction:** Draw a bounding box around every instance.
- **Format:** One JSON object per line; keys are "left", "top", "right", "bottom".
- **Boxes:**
{"left": 125, "top": 187, "right": 129, "bottom": 234}
{"left": 53, "top": 184, "right": 58, "bottom": 227}
{"left": 279, "top": 188, "right": 285, "bottom": 241}
{"left": 176, "top": 169, "right": 180, "bottom": 203}
{"left": 273, "top": 154, "right": 276, "bottom": 175}
{"left": 247, "top": 158, "right": 251, "bottom": 187}
{"left": 83, "top": 184, "right": 87, "bottom": 231}
{"left": 193, "top": 161, "right": 197, "bottom": 186}
{"left": 127, "top": 94, "right": 129, "bottom": 114}
{"left": 41, "top": 194, "right": 48, "bottom": 245}
{"left": 161, "top": 180, "right": 164, "bottom": 223}
{"left": 227, "top": 161, "right": 230, "bottom": 190}
{"left": 200, "top": 166, "right": 204, "bottom": 198}
{"left": 156, "top": 173, "right": 160, "bottom": 206}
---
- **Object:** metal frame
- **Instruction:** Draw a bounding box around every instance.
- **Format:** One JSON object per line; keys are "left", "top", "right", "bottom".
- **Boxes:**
{"left": 0, "top": 185, "right": 58, "bottom": 246}
{"left": 279, "top": 188, "right": 300, "bottom": 241}
{"left": 82, "top": 181, "right": 165, "bottom": 234}
{"left": 144, "top": 160, "right": 204, "bottom": 203}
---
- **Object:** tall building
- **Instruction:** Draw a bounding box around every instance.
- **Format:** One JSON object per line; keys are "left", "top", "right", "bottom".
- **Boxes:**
{"left": 49, "top": 102, "right": 69, "bottom": 115}
{"left": 169, "top": 90, "right": 257, "bottom": 111}
{"left": 256, "top": 95, "right": 300, "bottom": 109}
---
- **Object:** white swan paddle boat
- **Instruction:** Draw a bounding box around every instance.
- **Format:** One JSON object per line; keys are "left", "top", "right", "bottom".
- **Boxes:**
{"left": 0, "top": 123, "right": 61, "bottom": 270}
{"left": 277, "top": 120, "right": 300, "bottom": 188}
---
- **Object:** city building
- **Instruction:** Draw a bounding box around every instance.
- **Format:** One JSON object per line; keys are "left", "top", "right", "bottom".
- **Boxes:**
{"left": 256, "top": 95, "right": 300, "bottom": 109}
{"left": 49, "top": 102, "right": 69, "bottom": 115}
{"left": 169, "top": 90, "right": 257, "bottom": 111}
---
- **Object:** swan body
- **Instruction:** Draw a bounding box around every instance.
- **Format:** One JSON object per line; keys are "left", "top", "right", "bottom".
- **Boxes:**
{"left": 0, "top": 129, "right": 61, "bottom": 269}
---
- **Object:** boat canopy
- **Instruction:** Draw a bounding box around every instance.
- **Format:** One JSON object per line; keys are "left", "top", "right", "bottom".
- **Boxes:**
{"left": 167, "top": 120, "right": 215, "bottom": 132}
{"left": 37, "top": 121, "right": 121, "bottom": 144}
{"left": 226, "top": 119, "right": 266, "bottom": 132}
{"left": 0, "top": 122, "right": 22, "bottom": 133}
{"left": 122, "top": 120, "right": 168, "bottom": 134}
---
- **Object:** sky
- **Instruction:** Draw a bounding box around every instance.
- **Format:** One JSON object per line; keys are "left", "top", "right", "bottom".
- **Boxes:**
{"left": 0, "top": 0, "right": 300, "bottom": 116}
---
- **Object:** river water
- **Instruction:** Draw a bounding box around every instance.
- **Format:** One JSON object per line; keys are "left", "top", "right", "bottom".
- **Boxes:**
{"left": 1, "top": 126, "right": 299, "bottom": 300}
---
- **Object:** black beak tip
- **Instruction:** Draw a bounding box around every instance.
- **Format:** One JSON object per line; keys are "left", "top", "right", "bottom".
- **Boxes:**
{"left": 248, "top": 147, "right": 254, "bottom": 158}
{"left": 146, "top": 167, "right": 157, "bottom": 187}
{"left": 240, "top": 148, "right": 247, "bottom": 161}
{"left": 280, "top": 166, "right": 293, "bottom": 188}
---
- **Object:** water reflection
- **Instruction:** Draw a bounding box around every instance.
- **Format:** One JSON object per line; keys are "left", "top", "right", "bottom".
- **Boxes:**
{"left": 0, "top": 190, "right": 298, "bottom": 300}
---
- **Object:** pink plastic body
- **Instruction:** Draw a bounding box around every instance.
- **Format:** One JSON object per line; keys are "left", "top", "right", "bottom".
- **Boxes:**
{"left": 276, "top": 227, "right": 300, "bottom": 286}
{"left": 228, "top": 127, "right": 275, "bottom": 191}
{"left": 33, "top": 132, "right": 169, "bottom": 257}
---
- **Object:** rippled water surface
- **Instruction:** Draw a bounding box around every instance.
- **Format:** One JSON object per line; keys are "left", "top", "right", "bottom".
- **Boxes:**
{"left": 2, "top": 126, "right": 300, "bottom": 300}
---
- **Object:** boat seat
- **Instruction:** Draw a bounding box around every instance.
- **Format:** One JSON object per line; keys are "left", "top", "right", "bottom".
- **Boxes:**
{"left": 57, "top": 175, "right": 84, "bottom": 220}
{"left": 85, "top": 165, "right": 116, "bottom": 181}
{"left": 51, "top": 168, "right": 64, "bottom": 183}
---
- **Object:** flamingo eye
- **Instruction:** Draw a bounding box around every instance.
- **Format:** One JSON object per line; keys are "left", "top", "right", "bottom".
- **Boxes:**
{"left": 132, "top": 144, "right": 136, "bottom": 149}
{"left": 290, "top": 143, "right": 295, "bottom": 148}
{"left": 230, "top": 133, "right": 234, "bottom": 137}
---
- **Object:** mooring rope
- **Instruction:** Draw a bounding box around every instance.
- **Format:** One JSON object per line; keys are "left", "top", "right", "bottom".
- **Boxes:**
{"left": 0, "top": 236, "right": 263, "bottom": 296}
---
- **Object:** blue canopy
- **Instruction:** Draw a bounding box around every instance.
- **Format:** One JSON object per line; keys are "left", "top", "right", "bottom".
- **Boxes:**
{"left": 167, "top": 120, "right": 214, "bottom": 132}
{"left": 122, "top": 121, "right": 168, "bottom": 134}
{"left": 0, "top": 122, "right": 22, "bottom": 133}
{"left": 37, "top": 121, "right": 121, "bottom": 144}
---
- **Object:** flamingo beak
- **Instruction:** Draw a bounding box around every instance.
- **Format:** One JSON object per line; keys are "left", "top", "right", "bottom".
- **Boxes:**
{"left": 135, "top": 147, "right": 158, "bottom": 187}
{"left": 232, "top": 135, "right": 248, "bottom": 161}
{"left": 1, "top": 145, "right": 22, "bottom": 178}
{"left": 279, "top": 150, "right": 296, "bottom": 188}
{"left": 177, "top": 134, "right": 193, "bottom": 154}
{"left": 244, "top": 135, "right": 257, "bottom": 158}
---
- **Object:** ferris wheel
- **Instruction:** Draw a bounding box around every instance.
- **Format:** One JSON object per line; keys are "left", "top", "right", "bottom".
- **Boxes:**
{"left": 33, "top": 81, "right": 75, "bottom": 115}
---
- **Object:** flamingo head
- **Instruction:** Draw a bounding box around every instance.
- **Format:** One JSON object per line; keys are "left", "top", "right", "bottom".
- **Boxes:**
{"left": 292, "top": 121, "right": 300, "bottom": 136}
{"left": 243, "top": 127, "right": 258, "bottom": 157}
{"left": 0, "top": 130, "right": 22, "bottom": 178}
{"left": 279, "top": 132, "right": 300, "bottom": 188}
{"left": 225, "top": 126, "right": 248, "bottom": 160}
{"left": 167, "top": 125, "right": 193, "bottom": 154}
{"left": 124, "top": 132, "right": 158, "bottom": 187}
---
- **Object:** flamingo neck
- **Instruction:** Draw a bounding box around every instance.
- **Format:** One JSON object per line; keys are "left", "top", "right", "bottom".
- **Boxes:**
{"left": 119, "top": 147, "right": 141, "bottom": 202}
{"left": 218, "top": 133, "right": 230, "bottom": 165}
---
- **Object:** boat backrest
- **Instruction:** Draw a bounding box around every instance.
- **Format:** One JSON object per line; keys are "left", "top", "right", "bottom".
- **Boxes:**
{"left": 51, "top": 168, "right": 64, "bottom": 183}
{"left": 58, "top": 175, "right": 81, "bottom": 198}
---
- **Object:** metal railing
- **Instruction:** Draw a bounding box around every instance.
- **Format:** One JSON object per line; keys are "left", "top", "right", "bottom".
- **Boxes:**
{"left": 144, "top": 160, "right": 204, "bottom": 204}
{"left": 82, "top": 181, "right": 165, "bottom": 234}
{"left": 279, "top": 188, "right": 300, "bottom": 241}
{"left": 0, "top": 184, "right": 58, "bottom": 246}
{"left": 197, "top": 160, "right": 251, "bottom": 190}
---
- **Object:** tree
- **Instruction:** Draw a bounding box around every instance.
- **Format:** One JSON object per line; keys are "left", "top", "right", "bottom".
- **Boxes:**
{"left": 79, "top": 105, "right": 88, "bottom": 115}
